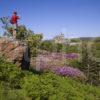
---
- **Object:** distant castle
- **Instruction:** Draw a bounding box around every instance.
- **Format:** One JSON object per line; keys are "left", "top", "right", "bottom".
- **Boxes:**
{"left": 53, "top": 33, "right": 80, "bottom": 46}
{"left": 53, "top": 33, "right": 70, "bottom": 44}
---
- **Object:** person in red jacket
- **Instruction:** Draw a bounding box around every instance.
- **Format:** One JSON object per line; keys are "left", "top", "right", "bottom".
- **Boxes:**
{"left": 10, "top": 11, "right": 20, "bottom": 39}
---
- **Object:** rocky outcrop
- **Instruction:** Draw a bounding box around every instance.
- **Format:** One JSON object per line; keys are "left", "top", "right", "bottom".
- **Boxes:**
{"left": 0, "top": 37, "right": 30, "bottom": 69}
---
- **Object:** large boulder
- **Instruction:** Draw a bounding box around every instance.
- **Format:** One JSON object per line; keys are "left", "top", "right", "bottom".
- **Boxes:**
{"left": 0, "top": 37, "right": 30, "bottom": 69}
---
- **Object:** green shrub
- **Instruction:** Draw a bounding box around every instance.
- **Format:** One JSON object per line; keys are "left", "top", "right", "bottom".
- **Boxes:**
{"left": 21, "top": 73, "right": 100, "bottom": 100}
{"left": 0, "top": 57, "right": 100, "bottom": 100}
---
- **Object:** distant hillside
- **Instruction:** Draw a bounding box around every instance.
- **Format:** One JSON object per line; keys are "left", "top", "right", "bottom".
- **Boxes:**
{"left": 79, "top": 37, "right": 100, "bottom": 41}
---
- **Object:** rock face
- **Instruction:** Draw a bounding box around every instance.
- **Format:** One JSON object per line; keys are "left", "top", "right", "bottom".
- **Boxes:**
{"left": 0, "top": 37, "right": 30, "bottom": 69}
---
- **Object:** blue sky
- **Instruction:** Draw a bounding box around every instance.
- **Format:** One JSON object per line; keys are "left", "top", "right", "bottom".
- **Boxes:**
{"left": 0, "top": 0, "right": 100, "bottom": 39}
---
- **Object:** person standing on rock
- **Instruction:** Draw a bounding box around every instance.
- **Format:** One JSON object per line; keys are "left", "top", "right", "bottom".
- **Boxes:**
{"left": 10, "top": 11, "right": 20, "bottom": 39}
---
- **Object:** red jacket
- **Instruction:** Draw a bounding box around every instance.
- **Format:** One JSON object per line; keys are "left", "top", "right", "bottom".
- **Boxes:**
{"left": 10, "top": 15, "right": 19, "bottom": 24}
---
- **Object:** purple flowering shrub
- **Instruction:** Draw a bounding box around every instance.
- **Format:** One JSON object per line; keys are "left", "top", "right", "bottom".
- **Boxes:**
{"left": 65, "top": 53, "right": 79, "bottom": 59}
{"left": 32, "top": 52, "right": 85, "bottom": 80}
{"left": 53, "top": 66, "right": 86, "bottom": 80}
{"left": 33, "top": 53, "right": 80, "bottom": 68}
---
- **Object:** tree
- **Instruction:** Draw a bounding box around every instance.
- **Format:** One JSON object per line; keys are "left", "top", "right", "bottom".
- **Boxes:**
{"left": 16, "top": 25, "right": 33, "bottom": 40}
{"left": 6, "top": 25, "right": 34, "bottom": 40}
{"left": 0, "top": 17, "right": 10, "bottom": 29}
{"left": 26, "top": 34, "right": 43, "bottom": 57}
{"left": 0, "top": 17, "right": 12, "bottom": 36}
{"left": 81, "top": 41, "right": 100, "bottom": 85}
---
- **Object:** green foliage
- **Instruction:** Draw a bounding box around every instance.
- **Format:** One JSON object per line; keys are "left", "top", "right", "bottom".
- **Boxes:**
{"left": 21, "top": 73, "right": 100, "bottom": 100}
{"left": 0, "top": 58, "right": 22, "bottom": 88}
{"left": 0, "top": 57, "right": 100, "bottom": 100}
{"left": 0, "top": 57, "right": 28, "bottom": 99}
{"left": 94, "top": 37, "right": 100, "bottom": 42}
{"left": 81, "top": 41, "right": 100, "bottom": 85}
{"left": 26, "top": 34, "right": 43, "bottom": 57}
{"left": 4, "top": 24, "right": 34, "bottom": 40}
{"left": 16, "top": 25, "right": 33, "bottom": 40}
{"left": 40, "top": 40, "right": 53, "bottom": 52}
{"left": 68, "top": 59, "right": 82, "bottom": 69}
{"left": 26, "top": 34, "right": 43, "bottom": 48}
{"left": 66, "top": 45, "right": 79, "bottom": 53}
{"left": 70, "top": 38, "right": 80, "bottom": 42}
{"left": 0, "top": 17, "right": 33, "bottom": 39}
{"left": 3, "top": 23, "right": 43, "bottom": 57}
{"left": 0, "top": 87, "right": 27, "bottom": 100}
{"left": 0, "top": 17, "right": 10, "bottom": 29}
{"left": 91, "top": 42, "right": 100, "bottom": 58}
{"left": 56, "top": 43, "right": 64, "bottom": 52}
{"left": 40, "top": 41, "right": 65, "bottom": 53}
{"left": 40, "top": 40, "right": 79, "bottom": 53}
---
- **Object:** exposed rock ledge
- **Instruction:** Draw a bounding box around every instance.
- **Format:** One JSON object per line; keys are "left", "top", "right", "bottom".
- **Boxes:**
{"left": 0, "top": 37, "right": 30, "bottom": 69}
